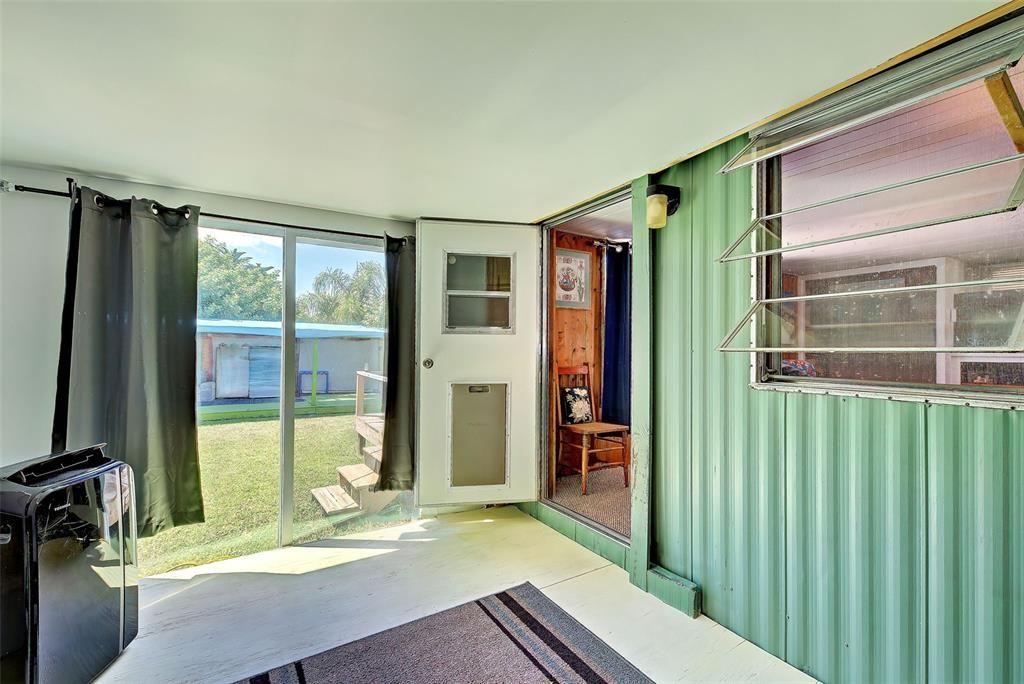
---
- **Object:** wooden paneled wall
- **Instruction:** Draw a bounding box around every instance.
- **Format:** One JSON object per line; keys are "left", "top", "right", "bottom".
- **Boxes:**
{"left": 548, "top": 231, "right": 604, "bottom": 491}
{"left": 552, "top": 231, "right": 604, "bottom": 409}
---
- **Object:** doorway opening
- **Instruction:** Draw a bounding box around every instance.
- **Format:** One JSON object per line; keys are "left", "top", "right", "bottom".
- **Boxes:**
{"left": 543, "top": 196, "right": 632, "bottom": 540}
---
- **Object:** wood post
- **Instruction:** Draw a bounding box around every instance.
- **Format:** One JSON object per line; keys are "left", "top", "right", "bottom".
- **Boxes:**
{"left": 985, "top": 70, "right": 1024, "bottom": 152}
{"left": 581, "top": 434, "right": 590, "bottom": 495}
{"left": 355, "top": 371, "right": 365, "bottom": 417}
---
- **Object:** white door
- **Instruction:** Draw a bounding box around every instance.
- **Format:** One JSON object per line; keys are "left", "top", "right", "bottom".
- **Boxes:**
{"left": 417, "top": 220, "right": 539, "bottom": 506}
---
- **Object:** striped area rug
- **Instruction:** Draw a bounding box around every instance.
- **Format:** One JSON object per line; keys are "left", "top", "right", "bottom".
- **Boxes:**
{"left": 239, "top": 583, "right": 651, "bottom": 684}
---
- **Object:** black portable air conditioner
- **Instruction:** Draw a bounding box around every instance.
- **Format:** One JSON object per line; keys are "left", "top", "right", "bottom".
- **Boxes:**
{"left": 0, "top": 445, "right": 138, "bottom": 684}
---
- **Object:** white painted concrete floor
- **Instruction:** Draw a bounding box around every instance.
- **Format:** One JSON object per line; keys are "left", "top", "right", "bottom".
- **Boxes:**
{"left": 100, "top": 506, "right": 813, "bottom": 684}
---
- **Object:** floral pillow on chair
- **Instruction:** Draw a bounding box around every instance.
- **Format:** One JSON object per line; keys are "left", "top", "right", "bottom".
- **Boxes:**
{"left": 560, "top": 386, "right": 594, "bottom": 425}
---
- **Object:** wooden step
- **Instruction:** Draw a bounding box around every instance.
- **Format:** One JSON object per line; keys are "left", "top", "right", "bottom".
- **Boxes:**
{"left": 336, "top": 462, "right": 398, "bottom": 516}
{"left": 362, "top": 445, "right": 382, "bottom": 471}
{"left": 338, "top": 463, "right": 378, "bottom": 498}
{"left": 311, "top": 485, "right": 359, "bottom": 515}
{"left": 355, "top": 414, "right": 384, "bottom": 445}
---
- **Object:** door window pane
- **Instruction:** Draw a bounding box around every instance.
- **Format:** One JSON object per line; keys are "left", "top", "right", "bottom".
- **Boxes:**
{"left": 447, "top": 295, "right": 512, "bottom": 329}
{"left": 444, "top": 253, "right": 513, "bottom": 331}
{"left": 446, "top": 253, "right": 511, "bottom": 291}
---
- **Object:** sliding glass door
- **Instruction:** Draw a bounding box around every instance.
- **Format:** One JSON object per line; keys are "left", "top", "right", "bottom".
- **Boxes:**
{"left": 139, "top": 226, "right": 284, "bottom": 575}
{"left": 291, "top": 237, "right": 413, "bottom": 545}
{"left": 137, "top": 222, "right": 410, "bottom": 576}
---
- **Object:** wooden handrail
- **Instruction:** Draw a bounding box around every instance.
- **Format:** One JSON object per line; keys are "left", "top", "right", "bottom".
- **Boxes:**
{"left": 356, "top": 370, "right": 387, "bottom": 383}
{"left": 355, "top": 370, "right": 386, "bottom": 417}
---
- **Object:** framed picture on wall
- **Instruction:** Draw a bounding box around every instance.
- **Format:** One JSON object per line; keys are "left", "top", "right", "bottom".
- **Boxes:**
{"left": 555, "top": 249, "right": 590, "bottom": 309}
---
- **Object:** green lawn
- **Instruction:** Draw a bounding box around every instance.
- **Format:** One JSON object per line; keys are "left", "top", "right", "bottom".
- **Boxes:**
{"left": 137, "top": 414, "right": 410, "bottom": 576}
{"left": 197, "top": 392, "right": 382, "bottom": 422}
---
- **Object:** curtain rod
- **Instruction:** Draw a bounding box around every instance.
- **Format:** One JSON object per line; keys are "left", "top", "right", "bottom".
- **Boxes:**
{"left": 2, "top": 179, "right": 390, "bottom": 242}
{"left": 590, "top": 238, "right": 629, "bottom": 252}
{"left": 200, "top": 212, "right": 386, "bottom": 241}
{"left": 2, "top": 177, "right": 76, "bottom": 198}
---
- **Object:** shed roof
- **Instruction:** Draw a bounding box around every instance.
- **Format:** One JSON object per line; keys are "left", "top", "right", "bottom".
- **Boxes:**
{"left": 198, "top": 319, "right": 385, "bottom": 339}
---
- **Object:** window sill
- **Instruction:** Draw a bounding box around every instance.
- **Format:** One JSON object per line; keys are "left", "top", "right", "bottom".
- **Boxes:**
{"left": 751, "top": 379, "right": 1024, "bottom": 411}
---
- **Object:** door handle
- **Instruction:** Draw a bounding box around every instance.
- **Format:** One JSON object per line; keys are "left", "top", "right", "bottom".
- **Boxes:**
{"left": 422, "top": 358, "right": 434, "bottom": 369}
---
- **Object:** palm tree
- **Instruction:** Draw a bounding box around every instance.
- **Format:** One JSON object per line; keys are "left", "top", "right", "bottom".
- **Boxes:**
{"left": 298, "top": 267, "right": 352, "bottom": 322}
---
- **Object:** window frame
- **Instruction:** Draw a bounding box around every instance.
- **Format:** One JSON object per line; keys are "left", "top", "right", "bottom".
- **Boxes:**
{"left": 747, "top": 160, "right": 1024, "bottom": 410}
{"left": 714, "top": 14, "right": 1024, "bottom": 411}
{"left": 441, "top": 249, "right": 517, "bottom": 335}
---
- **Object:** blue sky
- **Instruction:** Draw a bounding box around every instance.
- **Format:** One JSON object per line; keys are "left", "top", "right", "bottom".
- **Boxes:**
{"left": 201, "top": 227, "right": 384, "bottom": 295}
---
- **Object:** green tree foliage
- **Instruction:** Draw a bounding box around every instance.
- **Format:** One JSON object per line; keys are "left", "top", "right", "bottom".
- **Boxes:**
{"left": 198, "top": 235, "right": 385, "bottom": 327}
{"left": 297, "top": 260, "right": 385, "bottom": 328}
{"left": 341, "top": 261, "right": 386, "bottom": 328}
{"left": 295, "top": 267, "right": 351, "bottom": 323}
{"left": 198, "top": 236, "right": 282, "bottom": 321}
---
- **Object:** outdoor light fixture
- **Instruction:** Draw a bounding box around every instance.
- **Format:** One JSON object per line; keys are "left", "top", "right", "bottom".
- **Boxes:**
{"left": 646, "top": 184, "right": 680, "bottom": 229}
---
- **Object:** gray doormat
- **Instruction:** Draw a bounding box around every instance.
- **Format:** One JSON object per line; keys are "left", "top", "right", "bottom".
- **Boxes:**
{"left": 239, "top": 582, "right": 652, "bottom": 683}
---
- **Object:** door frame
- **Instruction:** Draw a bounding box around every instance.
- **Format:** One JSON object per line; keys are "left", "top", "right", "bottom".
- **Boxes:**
{"left": 515, "top": 177, "right": 690, "bottom": 610}
{"left": 536, "top": 188, "right": 634, "bottom": 533}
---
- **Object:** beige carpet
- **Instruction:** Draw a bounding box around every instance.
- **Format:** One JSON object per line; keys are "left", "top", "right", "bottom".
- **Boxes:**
{"left": 551, "top": 468, "right": 630, "bottom": 538}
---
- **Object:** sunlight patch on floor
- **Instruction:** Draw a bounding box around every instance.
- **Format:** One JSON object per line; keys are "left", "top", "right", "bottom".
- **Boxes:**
{"left": 101, "top": 506, "right": 810, "bottom": 684}
{"left": 141, "top": 513, "right": 480, "bottom": 585}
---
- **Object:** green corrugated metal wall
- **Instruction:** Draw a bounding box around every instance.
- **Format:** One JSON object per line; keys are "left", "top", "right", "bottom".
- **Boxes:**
{"left": 927, "top": 407, "right": 1023, "bottom": 684}
{"left": 649, "top": 137, "right": 1024, "bottom": 683}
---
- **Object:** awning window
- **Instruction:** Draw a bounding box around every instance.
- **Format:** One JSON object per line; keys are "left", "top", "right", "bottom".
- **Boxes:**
{"left": 719, "top": 15, "right": 1024, "bottom": 175}
{"left": 719, "top": 278, "right": 1024, "bottom": 354}
{"left": 718, "top": 153, "right": 1024, "bottom": 263}
{"left": 718, "top": 14, "right": 1024, "bottom": 375}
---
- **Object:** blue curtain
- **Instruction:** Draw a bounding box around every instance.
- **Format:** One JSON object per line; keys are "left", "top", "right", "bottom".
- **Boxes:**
{"left": 601, "top": 247, "right": 631, "bottom": 425}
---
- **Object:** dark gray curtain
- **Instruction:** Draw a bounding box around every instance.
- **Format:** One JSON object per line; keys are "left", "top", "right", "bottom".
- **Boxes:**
{"left": 377, "top": 234, "right": 416, "bottom": 491}
{"left": 52, "top": 186, "right": 203, "bottom": 537}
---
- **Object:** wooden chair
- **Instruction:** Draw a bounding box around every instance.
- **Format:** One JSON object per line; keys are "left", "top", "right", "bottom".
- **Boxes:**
{"left": 554, "top": 364, "right": 630, "bottom": 495}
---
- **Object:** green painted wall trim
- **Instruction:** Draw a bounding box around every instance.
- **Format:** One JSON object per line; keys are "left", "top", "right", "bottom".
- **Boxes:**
{"left": 627, "top": 174, "right": 654, "bottom": 590}
{"left": 517, "top": 502, "right": 628, "bottom": 569}
{"left": 646, "top": 565, "right": 701, "bottom": 618}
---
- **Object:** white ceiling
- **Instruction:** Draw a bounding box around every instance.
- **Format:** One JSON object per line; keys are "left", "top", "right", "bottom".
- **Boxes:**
{"left": 557, "top": 199, "right": 632, "bottom": 240}
{"left": 0, "top": 1, "right": 1002, "bottom": 223}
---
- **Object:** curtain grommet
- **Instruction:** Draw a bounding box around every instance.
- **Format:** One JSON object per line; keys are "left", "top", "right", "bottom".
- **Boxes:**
{"left": 150, "top": 203, "right": 159, "bottom": 216}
